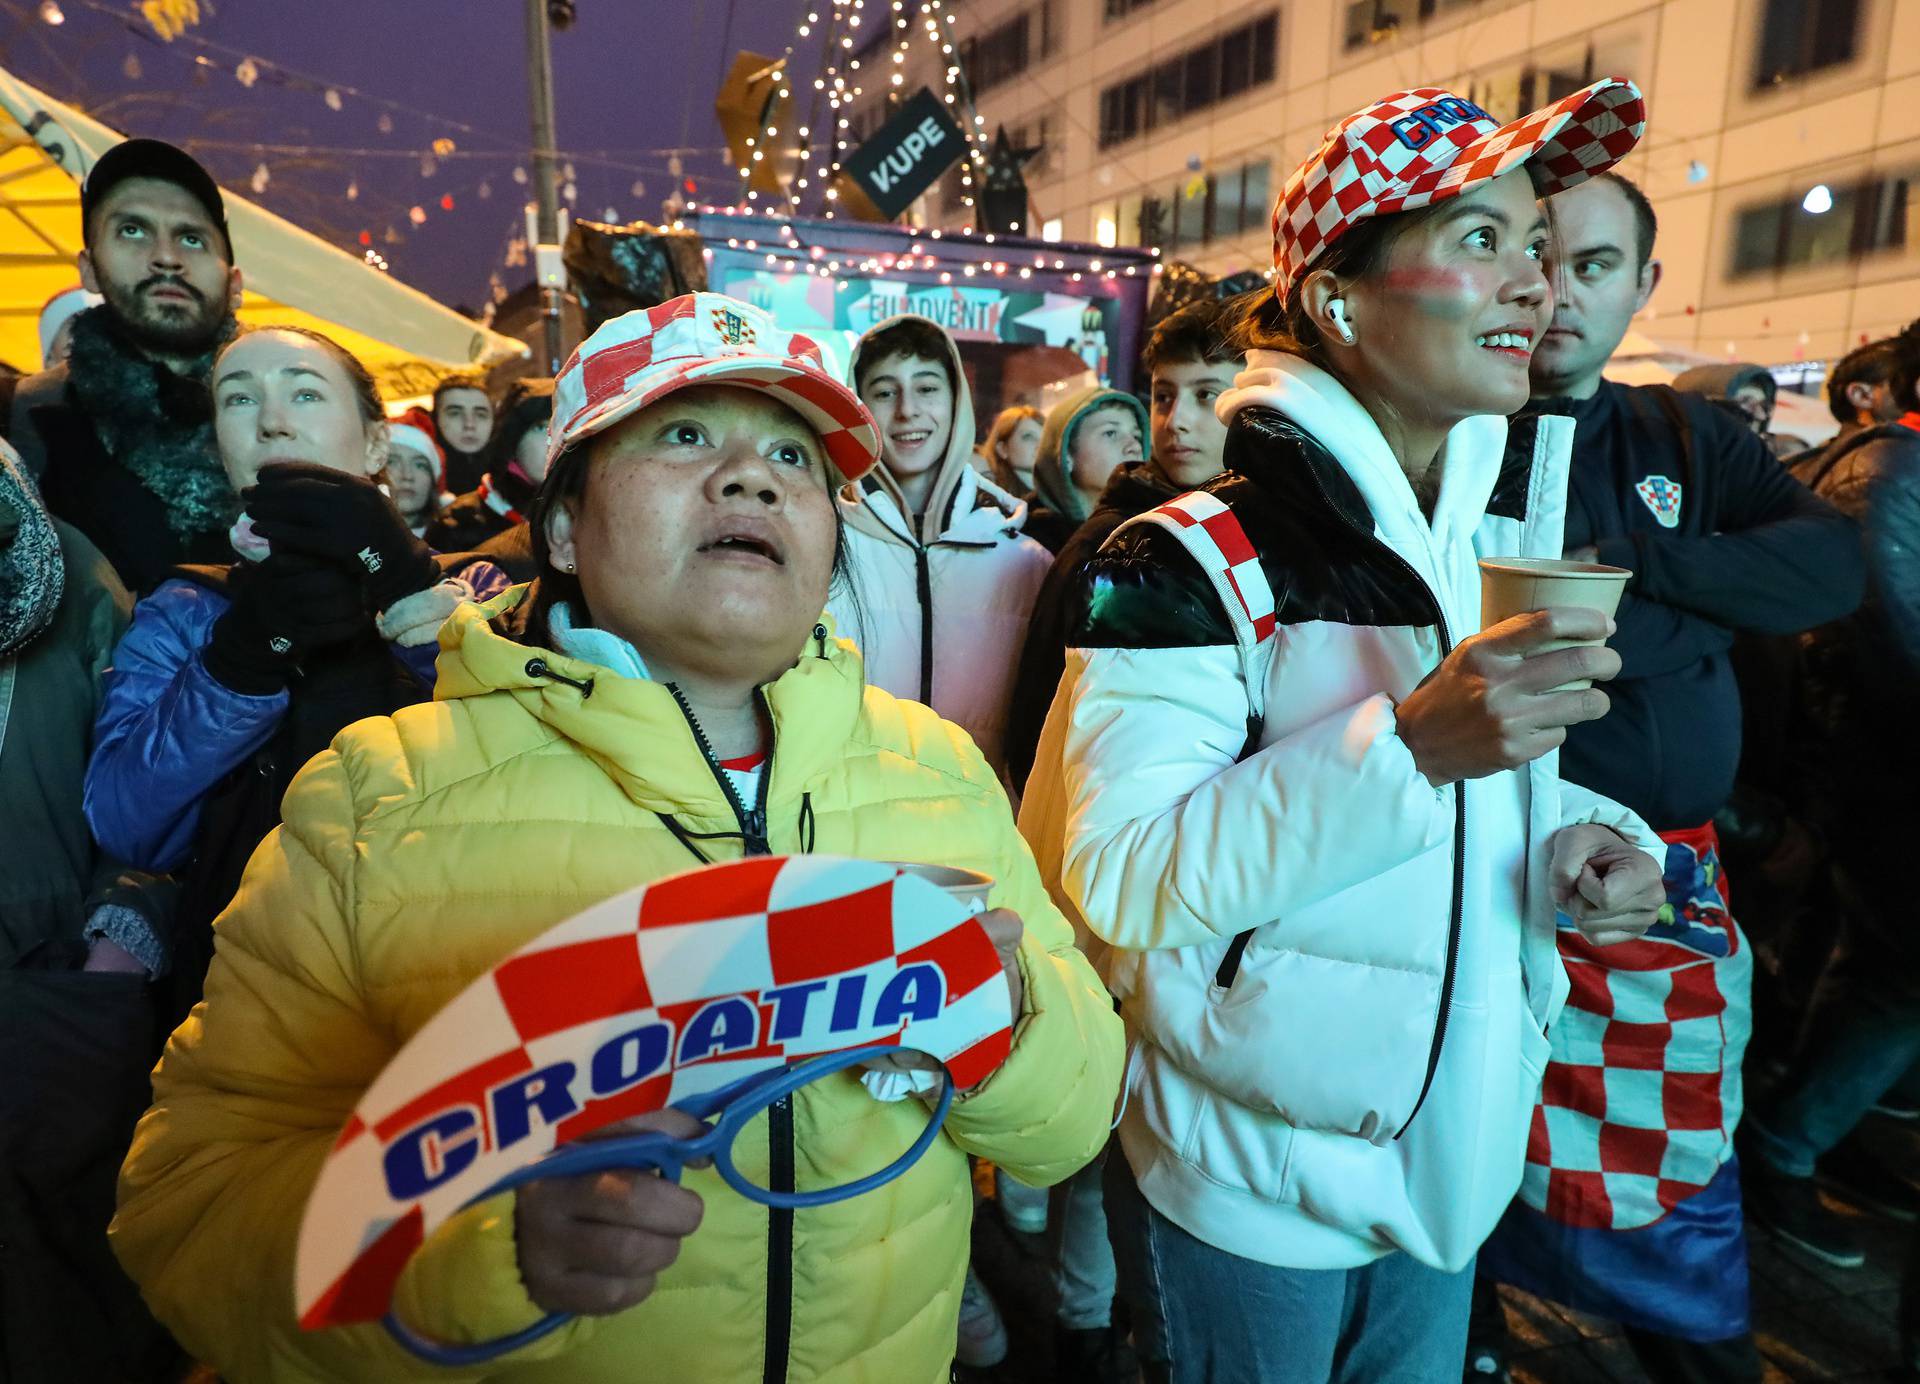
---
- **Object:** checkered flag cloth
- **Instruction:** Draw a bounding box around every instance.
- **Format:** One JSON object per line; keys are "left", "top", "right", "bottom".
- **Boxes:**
{"left": 1273, "top": 79, "right": 1645, "bottom": 296}
{"left": 1110, "top": 490, "right": 1277, "bottom": 717}
{"left": 1520, "top": 828, "right": 1753, "bottom": 1231}
{"left": 549, "top": 292, "right": 882, "bottom": 482}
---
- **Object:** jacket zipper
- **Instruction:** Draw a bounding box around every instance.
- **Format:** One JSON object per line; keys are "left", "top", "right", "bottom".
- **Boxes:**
{"left": 1371, "top": 545, "right": 1462, "bottom": 1140}
{"left": 663, "top": 682, "right": 790, "bottom": 1381}
{"left": 1271, "top": 451, "right": 1467, "bottom": 1140}
{"left": 663, "top": 682, "right": 769, "bottom": 849}
{"left": 913, "top": 543, "right": 934, "bottom": 706}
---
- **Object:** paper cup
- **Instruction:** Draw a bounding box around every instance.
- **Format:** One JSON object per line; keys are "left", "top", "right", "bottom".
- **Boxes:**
{"left": 1477, "top": 557, "right": 1631, "bottom": 691}
{"left": 886, "top": 862, "right": 995, "bottom": 913}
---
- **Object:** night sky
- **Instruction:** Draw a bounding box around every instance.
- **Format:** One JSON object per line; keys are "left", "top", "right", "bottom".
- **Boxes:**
{"left": 0, "top": 0, "right": 812, "bottom": 314}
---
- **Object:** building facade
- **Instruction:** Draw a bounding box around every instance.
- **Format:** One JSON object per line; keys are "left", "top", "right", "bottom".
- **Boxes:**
{"left": 877, "top": 0, "right": 1920, "bottom": 368}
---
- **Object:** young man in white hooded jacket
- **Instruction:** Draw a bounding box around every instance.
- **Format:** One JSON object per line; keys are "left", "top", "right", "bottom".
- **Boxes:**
{"left": 829, "top": 315, "right": 1051, "bottom": 780}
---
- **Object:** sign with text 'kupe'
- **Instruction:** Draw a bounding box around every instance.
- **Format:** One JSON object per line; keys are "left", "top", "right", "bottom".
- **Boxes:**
{"left": 843, "top": 88, "right": 967, "bottom": 219}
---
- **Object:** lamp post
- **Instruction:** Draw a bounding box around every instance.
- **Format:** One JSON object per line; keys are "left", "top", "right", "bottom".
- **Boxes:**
{"left": 525, "top": 0, "right": 565, "bottom": 372}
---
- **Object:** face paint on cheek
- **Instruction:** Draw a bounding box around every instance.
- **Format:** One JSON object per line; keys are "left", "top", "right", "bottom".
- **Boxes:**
{"left": 1377, "top": 264, "right": 1484, "bottom": 319}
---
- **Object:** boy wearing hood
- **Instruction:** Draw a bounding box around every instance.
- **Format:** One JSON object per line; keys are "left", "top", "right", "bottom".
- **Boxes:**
{"left": 1025, "top": 386, "right": 1150, "bottom": 555}
{"left": 830, "top": 315, "right": 1051, "bottom": 778}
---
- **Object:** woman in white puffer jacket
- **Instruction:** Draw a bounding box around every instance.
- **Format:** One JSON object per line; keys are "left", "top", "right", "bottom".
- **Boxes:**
{"left": 1032, "top": 81, "right": 1665, "bottom": 1382}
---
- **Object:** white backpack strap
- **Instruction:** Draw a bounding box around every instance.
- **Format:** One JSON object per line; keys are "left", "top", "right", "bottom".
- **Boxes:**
{"left": 1108, "top": 490, "right": 1276, "bottom": 721}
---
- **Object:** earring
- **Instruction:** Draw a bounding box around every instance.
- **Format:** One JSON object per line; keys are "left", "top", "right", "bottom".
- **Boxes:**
{"left": 564, "top": 561, "right": 577, "bottom": 573}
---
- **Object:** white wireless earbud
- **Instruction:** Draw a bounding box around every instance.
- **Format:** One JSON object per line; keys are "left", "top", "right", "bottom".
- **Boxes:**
{"left": 1328, "top": 298, "right": 1356, "bottom": 345}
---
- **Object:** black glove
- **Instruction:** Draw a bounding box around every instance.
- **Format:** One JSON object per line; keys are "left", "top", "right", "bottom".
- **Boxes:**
{"left": 202, "top": 552, "right": 370, "bottom": 694}
{"left": 246, "top": 462, "right": 438, "bottom": 614}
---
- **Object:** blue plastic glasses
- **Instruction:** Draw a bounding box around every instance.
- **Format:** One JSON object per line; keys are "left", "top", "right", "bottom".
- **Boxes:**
{"left": 382, "top": 1043, "right": 956, "bottom": 1366}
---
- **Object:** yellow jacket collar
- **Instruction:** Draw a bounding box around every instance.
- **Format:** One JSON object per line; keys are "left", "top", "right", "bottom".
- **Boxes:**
{"left": 435, "top": 588, "right": 867, "bottom": 819}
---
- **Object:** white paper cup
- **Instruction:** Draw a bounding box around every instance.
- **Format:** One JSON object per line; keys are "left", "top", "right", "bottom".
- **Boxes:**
{"left": 1477, "top": 557, "right": 1632, "bottom": 691}
{"left": 885, "top": 862, "right": 994, "bottom": 913}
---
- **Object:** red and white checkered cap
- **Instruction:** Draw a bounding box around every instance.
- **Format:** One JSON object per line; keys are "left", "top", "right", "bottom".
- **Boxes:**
{"left": 1271, "top": 79, "right": 1646, "bottom": 297}
{"left": 548, "top": 292, "right": 881, "bottom": 482}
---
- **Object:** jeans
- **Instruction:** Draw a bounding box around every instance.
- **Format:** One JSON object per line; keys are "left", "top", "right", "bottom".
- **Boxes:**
{"left": 1745, "top": 939, "right": 1920, "bottom": 1177}
{"left": 1104, "top": 1151, "right": 1474, "bottom": 1384}
{"left": 1050, "top": 1148, "right": 1118, "bottom": 1330}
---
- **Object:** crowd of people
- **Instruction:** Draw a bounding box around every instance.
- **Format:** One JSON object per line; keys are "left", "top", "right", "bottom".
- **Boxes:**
{"left": 0, "top": 75, "right": 1916, "bottom": 1384}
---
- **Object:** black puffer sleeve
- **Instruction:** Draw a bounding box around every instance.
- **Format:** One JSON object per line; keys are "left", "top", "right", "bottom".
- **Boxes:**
{"left": 1066, "top": 519, "right": 1237, "bottom": 650}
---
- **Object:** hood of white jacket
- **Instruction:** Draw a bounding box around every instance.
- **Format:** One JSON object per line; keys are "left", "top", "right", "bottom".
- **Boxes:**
{"left": 841, "top": 461, "right": 1032, "bottom": 551}
{"left": 1218, "top": 352, "right": 1509, "bottom": 564}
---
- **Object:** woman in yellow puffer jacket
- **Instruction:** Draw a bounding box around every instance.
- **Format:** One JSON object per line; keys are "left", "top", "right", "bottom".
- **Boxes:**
{"left": 110, "top": 294, "right": 1125, "bottom": 1384}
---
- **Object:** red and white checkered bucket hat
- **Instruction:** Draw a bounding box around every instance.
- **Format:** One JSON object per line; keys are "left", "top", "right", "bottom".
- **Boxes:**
{"left": 549, "top": 293, "right": 882, "bottom": 482}
{"left": 1271, "top": 79, "right": 1646, "bottom": 298}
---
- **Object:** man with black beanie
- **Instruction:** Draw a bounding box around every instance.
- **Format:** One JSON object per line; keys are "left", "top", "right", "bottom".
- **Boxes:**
{"left": 1, "top": 138, "right": 243, "bottom": 593}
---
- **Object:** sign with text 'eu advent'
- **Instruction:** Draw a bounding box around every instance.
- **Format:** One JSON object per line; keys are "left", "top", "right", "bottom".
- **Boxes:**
{"left": 843, "top": 88, "right": 966, "bottom": 218}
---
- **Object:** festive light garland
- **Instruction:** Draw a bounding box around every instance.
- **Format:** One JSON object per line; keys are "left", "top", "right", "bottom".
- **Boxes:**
{"left": 14, "top": 0, "right": 749, "bottom": 276}
{"left": 735, "top": 0, "right": 993, "bottom": 224}
{"left": 685, "top": 206, "right": 1160, "bottom": 291}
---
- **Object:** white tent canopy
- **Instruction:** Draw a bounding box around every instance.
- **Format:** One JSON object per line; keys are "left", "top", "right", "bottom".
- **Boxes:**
{"left": 0, "top": 64, "right": 524, "bottom": 393}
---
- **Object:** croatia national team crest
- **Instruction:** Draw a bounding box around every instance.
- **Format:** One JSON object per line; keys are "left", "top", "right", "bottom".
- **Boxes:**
{"left": 711, "top": 303, "right": 758, "bottom": 347}
{"left": 1635, "top": 475, "right": 1683, "bottom": 528}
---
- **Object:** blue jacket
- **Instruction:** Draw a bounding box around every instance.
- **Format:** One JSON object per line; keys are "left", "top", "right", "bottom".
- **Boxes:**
{"left": 85, "top": 562, "right": 509, "bottom": 872}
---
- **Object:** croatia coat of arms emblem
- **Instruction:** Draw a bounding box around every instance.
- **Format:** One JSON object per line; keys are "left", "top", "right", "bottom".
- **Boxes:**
{"left": 710, "top": 304, "right": 757, "bottom": 347}
{"left": 1635, "top": 474, "right": 1682, "bottom": 528}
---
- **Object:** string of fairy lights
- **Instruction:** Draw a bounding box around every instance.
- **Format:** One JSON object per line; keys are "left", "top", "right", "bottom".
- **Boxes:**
{"left": 728, "top": 0, "right": 994, "bottom": 223}
{"left": 690, "top": 209, "right": 1155, "bottom": 291}
{"left": 25, "top": 0, "right": 1162, "bottom": 300}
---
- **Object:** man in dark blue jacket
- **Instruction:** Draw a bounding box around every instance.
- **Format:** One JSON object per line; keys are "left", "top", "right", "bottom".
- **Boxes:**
{"left": 1471, "top": 173, "right": 1865, "bottom": 1384}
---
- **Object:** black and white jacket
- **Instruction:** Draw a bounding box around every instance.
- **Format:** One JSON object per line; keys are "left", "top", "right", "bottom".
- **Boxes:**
{"left": 1027, "top": 354, "right": 1657, "bottom": 1273}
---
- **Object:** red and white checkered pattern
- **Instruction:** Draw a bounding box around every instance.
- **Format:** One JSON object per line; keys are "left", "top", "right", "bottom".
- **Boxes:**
{"left": 1109, "top": 490, "right": 1278, "bottom": 718}
{"left": 295, "top": 855, "right": 1012, "bottom": 1330}
{"left": 548, "top": 292, "right": 882, "bottom": 482}
{"left": 1520, "top": 828, "right": 1752, "bottom": 1231}
{"left": 1272, "top": 79, "right": 1646, "bottom": 297}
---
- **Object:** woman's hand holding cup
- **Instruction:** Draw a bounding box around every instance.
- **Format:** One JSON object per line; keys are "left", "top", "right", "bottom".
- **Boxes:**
{"left": 1396, "top": 608, "right": 1621, "bottom": 787}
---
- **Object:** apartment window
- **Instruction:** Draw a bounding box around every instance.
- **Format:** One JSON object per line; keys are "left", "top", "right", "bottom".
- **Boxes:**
{"left": 1344, "top": 0, "right": 1415, "bottom": 49}
{"left": 1345, "top": 0, "right": 1503, "bottom": 50}
{"left": 1138, "top": 195, "right": 1168, "bottom": 251}
{"left": 1098, "top": 12, "right": 1278, "bottom": 148}
{"left": 961, "top": 11, "right": 1031, "bottom": 95}
{"left": 1475, "top": 67, "right": 1582, "bottom": 123}
{"left": 1730, "top": 172, "right": 1911, "bottom": 277}
{"left": 1162, "top": 157, "right": 1275, "bottom": 251}
{"left": 1105, "top": 0, "right": 1158, "bottom": 19}
{"left": 1754, "top": 0, "right": 1862, "bottom": 88}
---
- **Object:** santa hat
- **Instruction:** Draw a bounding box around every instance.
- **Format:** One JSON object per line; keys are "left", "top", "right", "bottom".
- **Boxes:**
{"left": 384, "top": 407, "right": 447, "bottom": 490}
{"left": 39, "top": 286, "right": 101, "bottom": 364}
